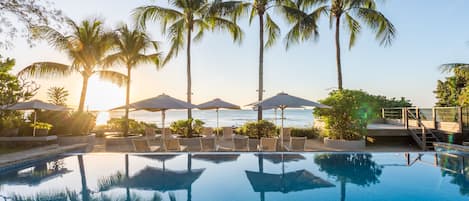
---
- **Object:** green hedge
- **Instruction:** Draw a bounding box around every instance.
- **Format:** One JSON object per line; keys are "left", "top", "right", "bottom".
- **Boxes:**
{"left": 290, "top": 128, "right": 320, "bottom": 139}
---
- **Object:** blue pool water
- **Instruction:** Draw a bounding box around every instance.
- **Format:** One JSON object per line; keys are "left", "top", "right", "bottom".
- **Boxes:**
{"left": 0, "top": 152, "right": 468, "bottom": 201}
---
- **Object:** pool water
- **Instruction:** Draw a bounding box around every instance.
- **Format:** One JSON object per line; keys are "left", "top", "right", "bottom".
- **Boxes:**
{"left": 0, "top": 152, "right": 468, "bottom": 201}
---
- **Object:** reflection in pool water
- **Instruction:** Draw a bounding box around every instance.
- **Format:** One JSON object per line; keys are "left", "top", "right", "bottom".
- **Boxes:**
{"left": 0, "top": 152, "right": 468, "bottom": 201}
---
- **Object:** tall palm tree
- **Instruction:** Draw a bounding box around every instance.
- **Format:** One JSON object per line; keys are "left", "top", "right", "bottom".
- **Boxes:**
{"left": 103, "top": 25, "right": 163, "bottom": 136}
{"left": 241, "top": 0, "right": 282, "bottom": 120}
{"left": 19, "top": 18, "right": 127, "bottom": 112}
{"left": 133, "top": 0, "right": 244, "bottom": 119}
{"left": 283, "top": 0, "right": 396, "bottom": 90}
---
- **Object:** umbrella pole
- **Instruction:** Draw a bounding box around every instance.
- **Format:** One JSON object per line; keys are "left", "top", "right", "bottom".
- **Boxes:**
{"left": 162, "top": 110, "right": 166, "bottom": 142}
{"left": 280, "top": 107, "right": 285, "bottom": 150}
{"left": 216, "top": 108, "right": 219, "bottom": 137}
{"left": 33, "top": 110, "right": 37, "bottom": 137}
{"left": 274, "top": 108, "right": 277, "bottom": 125}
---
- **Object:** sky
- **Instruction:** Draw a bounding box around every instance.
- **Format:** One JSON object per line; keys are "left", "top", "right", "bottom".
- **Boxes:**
{"left": 3, "top": 0, "right": 469, "bottom": 110}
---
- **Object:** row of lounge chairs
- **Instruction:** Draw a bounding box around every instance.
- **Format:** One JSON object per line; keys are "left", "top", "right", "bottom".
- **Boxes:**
{"left": 132, "top": 135, "right": 307, "bottom": 152}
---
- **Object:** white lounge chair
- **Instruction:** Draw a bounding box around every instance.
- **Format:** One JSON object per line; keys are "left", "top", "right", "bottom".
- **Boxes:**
{"left": 282, "top": 128, "right": 292, "bottom": 142}
{"left": 232, "top": 136, "right": 249, "bottom": 151}
{"left": 283, "top": 137, "right": 306, "bottom": 151}
{"left": 202, "top": 127, "right": 214, "bottom": 137}
{"left": 258, "top": 137, "right": 278, "bottom": 152}
{"left": 223, "top": 127, "right": 233, "bottom": 139}
{"left": 200, "top": 137, "right": 219, "bottom": 151}
{"left": 164, "top": 138, "right": 187, "bottom": 152}
{"left": 132, "top": 139, "right": 160, "bottom": 152}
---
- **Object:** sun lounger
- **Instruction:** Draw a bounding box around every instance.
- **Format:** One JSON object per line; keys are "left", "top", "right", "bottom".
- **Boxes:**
{"left": 223, "top": 127, "right": 233, "bottom": 139}
{"left": 200, "top": 137, "right": 219, "bottom": 151}
{"left": 282, "top": 128, "right": 291, "bottom": 142}
{"left": 232, "top": 136, "right": 249, "bottom": 151}
{"left": 258, "top": 137, "right": 278, "bottom": 152}
{"left": 203, "top": 127, "right": 214, "bottom": 137}
{"left": 164, "top": 138, "right": 187, "bottom": 152}
{"left": 283, "top": 137, "right": 306, "bottom": 151}
{"left": 132, "top": 139, "right": 160, "bottom": 152}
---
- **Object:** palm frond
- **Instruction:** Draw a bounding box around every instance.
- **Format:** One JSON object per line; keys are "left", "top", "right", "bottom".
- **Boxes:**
{"left": 95, "top": 70, "right": 128, "bottom": 87}
{"left": 440, "top": 63, "right": 469, "bottom": 73}
{"left": 345, "top": 13, "right": 361, "bottom": 49}
{"left": 163, "top": 18, "right": 186, "bottom": 65}
{"left": 133, "top": 6, "right": 184, "bottom": 32}
{"left": 264, "top": 13, "right": 280, "bottom": 48}
{"left": 135, "top": 53, "right": 164, "bottom": 69}
{"left": 102, "top": 52, "right": 125, "bottom": 69}
{"left": 31, "top": 26, "right": 70, "bottom": 51}
{"left": 18, "top": 62, "right": 72, "bottom": 78}
{"left": 206, "top": 16, "right": 243, "bottom": 43}
{"left": 356, "top": 7, "right": 396, "bottom": 46}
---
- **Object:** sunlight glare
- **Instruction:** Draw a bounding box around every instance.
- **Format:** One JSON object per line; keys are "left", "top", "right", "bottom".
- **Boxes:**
{"left": 96, "top": 112, "right": 110, "bottom": 125}
{"left": 84, "top": 76, "right": 125, "bottom": 111}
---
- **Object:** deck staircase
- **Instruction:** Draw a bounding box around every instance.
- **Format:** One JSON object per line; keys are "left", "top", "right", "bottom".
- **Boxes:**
{"left": 406, "top": 111, "right": 440, "bottom": 150}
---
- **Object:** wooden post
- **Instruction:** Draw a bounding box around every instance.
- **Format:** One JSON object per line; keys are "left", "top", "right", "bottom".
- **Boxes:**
{"left": 416, "top": 107, "right": 420, "bottom": 127}
{"left": 458, "top": 106, "right": 463, "bottom": 133}
{"left": 432, "top": 107, "right": 437, "bottom": 130}
{"left": 421, "top": 126, "right": 426, "bottom": 151}
{"left": 381, "top": 108, "right": 385, "bottom": 119}
{"left": 404, "top": 107, "right": 409, "bottom": 129}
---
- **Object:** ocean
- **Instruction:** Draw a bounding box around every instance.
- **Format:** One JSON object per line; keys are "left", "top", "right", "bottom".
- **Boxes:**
{"left": 108, "top": 109, "right": 315, "bottom": 128}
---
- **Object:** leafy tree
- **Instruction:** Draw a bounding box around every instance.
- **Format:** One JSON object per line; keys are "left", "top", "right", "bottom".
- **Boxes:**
{"left": 18, "top": 18, "right": 127, "bottom": 112}
{"left": 47, "top": 86, "right": 69, "bottom": 106}
{"left": 283, "top": 0, "right": 396, "bottom": 90}
{"left": 0, "top": 0, "right": 63, "bottom": 49}
{"left": 134, "top": 0, "right": 244, "bottom": 119}
{"left": 0, "top": 56, "right": 39, "bottom": 131}
{"left": 103, "top": 25, "right": 162, "bottom": 136}
{"left": 435, "top": 60, "right": 469, "bottom": 106}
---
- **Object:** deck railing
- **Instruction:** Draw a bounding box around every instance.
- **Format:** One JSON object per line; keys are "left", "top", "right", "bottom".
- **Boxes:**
{"left": 381, "top": 107, "right": 465, "bottom": 133}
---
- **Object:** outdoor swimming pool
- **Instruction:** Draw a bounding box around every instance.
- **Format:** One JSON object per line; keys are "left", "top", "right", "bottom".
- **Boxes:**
{"left": 0, "top": 152, "right": 467, "bottom": 201}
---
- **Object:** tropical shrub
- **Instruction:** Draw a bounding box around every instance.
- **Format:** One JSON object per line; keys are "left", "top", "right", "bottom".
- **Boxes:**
{"left": 30, "top": 122, "right": 53, "bottom": 130}
{"left": 34, "top": 111, "right": 71, "bottom": 135}
{"left": 314, "top": 90, "right": 377, "bottom": 140}
{"left": 291, "top": 128, "right": 320, "bottom": 139}
{"left": 107, "top": 117, "right": 157, "bottom": 135}
{"left": 237, "top": 120, "right": 277, "bottom": 139}
{"left": 69, "top": 112, "right": 96, "bottom": 136}
{"left": 170, "top": 119, "right": 205, "bottom": 137}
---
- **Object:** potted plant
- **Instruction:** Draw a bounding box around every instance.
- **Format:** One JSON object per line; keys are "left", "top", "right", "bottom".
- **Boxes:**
{"left": 0, "top": 116, "right": 23, "bottom": 136}
{"left": 170, "top": 119, "right": 205, "bottom": 138}
{"left": 237, "top": 120, "right": 277, "bottom": 139}
{"left": 315, "top": 90, "right": 377, "bottom": 149}
{"left": 58, "top": 112, "right": 97, "bottom": 148}
{"left": 31, "top": 122, "right": 53, "bottom": 136}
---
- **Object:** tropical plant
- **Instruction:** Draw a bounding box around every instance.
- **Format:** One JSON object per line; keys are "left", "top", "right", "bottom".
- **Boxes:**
{"left": 68, "top": 112, "right": 96, "bottom": 136}
{"left": 18, "top": 18, "right": 128, "bottom": 112}
{"left": 47, "top": 86, "right": 69, "bottom": 106}
{"left": 291, "top": 127, "right": 320, "bottom": 139}
{"left": 107, "top": 117, "right": 158, "bottom": 135}
{"left": 103, "top": 25, "right": 163, "bottom": 136}
{"left": 237, "top": 120, "right": 277, "bottom": 138}
{"left": 314, "top": 89, "right": 377, "bottom": 140}
{"left": 133, "top": 0, "right": 244, "bottom": 119}
{"left": 0, "top": 0, "right": 63, "bottom": 49}
{"left": 30, "top": 122, "right": 53, "bottom": 130}
{"left": 436, "top": 61, "right": 469, "bottom": 106}
{"left": 283, "top": 0, "right": 396, "bottom": 90}
{"left": 170, "top": 119, "right": 205, "bottom": 137}
{"left": 237, "top": 0, "right": 282, "bottom": 120}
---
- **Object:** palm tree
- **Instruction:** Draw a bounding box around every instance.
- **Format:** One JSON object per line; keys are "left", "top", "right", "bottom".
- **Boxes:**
{"left": 19, "top": 18, "right": 127, "bottom": 112}
{"left": 133, "top": 0, "right": 244, "bottom": 119}
{"left": 103, "top": 25, "right": 163, "bottom": 136}
{"left": 240, "top": 0, "right": 282, "bottom": 120}
{"left": 283, "top": 0, "right": 396, "bottom": 90}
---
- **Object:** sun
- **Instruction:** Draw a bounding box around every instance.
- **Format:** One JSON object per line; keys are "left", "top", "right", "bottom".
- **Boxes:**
{"left": 84, "top": 76, "right": 126, "bottom": 111}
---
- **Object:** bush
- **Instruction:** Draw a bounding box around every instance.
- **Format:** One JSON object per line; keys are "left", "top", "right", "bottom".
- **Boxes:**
{"left": 291, "top": 128, "right": 320, "bottom": 139}
{"left": 106, "top": 117, "right": 157, "bottom": 135}
{"left": 314, "top": 89, "right": 376, "bottom": 140}
{"left": 237, "top": 120, "right": 277, "bottom": 139}
{"left": 170, "top": 119, "right": 205, "bottom": 137}
{"left": 69, "top": 112, "right": 96, "bottom": 136}
{"left": 34, "top": 111, "right": 71, "bottom": 135}
{"left": 30, "top": 122, "right": 53, "bottom": 130}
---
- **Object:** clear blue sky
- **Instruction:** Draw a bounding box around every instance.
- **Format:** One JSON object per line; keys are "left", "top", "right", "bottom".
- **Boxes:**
{"left": 3, "top": 0, "right": 469, "bottom": 110}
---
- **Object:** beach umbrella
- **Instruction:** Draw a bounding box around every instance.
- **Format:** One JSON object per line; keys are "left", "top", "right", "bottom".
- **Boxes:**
{"left": 247, "top": 92, "right": 331, "bottom": 148}
{"left": 111, "top": 94, "right": 197, "bottom": 140}
{"left": 5, "top": 99, "right": 69, "bottom": 136}
{"left": 197, "top": 98, "right": 240, "bottom": 136}
{"left": 123, "top": 166, "right": 204, "bottom": 191}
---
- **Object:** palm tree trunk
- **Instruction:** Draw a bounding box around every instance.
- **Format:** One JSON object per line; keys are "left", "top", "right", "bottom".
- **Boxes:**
{"left": 187, "top": 27, "right": 193, "bottom": 120}
{"left": 124, "top": 66, "right": 131, "bottom": 137}
{"left": 257, "top": 13, "right": 264, "bottom": 121}
{"left": 340, "top": 178, "right": 346, "bottom": 201}
{"left": 187, "top": 26, "right": 193, "bottom": 138}
{"left": 335, "top": 17, "right": 343, "bottom": 91}
{"left": 78, "top": 155, "right": 90, "bottom": 201}
{"left": 78, "top": 75, "right": 90, "bottom": 112}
